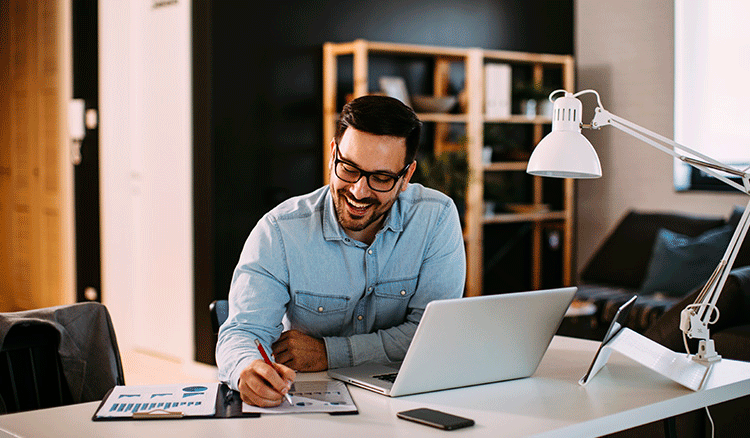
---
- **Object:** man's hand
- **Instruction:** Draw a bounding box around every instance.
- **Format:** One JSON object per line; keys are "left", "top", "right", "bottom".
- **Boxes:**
{"left": 237, "top": 359, "right": 296, "bottom": 407}
{"left": 272, "top": 330, "right": 328, "bottom": 372}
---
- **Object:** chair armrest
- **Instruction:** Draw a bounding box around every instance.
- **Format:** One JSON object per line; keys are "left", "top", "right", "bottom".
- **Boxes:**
{"left": 209, "top": 300, "right": 229, "bottom": 335}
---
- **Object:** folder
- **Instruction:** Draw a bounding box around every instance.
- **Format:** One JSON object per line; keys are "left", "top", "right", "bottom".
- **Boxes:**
{"left": 92, "top": 380, "right": 357, "bottom": 421}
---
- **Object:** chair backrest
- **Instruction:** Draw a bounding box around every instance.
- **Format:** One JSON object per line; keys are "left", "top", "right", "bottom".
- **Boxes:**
{"left": 209, "top": 299, "right": 229, "bottom": 334}
{"left": 0, "top": 322, "right": 73, "bottom": 414}
{"left": 0, "top": 302, "right": 125, "bottom": 415}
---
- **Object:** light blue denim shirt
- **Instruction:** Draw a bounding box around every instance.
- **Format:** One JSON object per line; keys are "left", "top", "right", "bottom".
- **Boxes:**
{"left": 216, "top": 183, "right": 466, "bottom": 390}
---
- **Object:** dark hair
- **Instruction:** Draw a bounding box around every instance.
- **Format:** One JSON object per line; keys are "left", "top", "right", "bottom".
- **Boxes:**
{"left": 334, "top": 95, "right": 422, "bottom": 165}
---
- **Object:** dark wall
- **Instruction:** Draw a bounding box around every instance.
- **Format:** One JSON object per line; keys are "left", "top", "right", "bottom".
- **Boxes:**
{"left": 194, "top": 0, "right": 574, "bottom": 364}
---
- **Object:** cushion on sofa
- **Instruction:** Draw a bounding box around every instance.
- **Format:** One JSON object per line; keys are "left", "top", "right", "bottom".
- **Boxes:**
{"left": 580, "top": 211, "right": 726, "bottom": 289}
{"left": 713, "top": 325, "right": 750, "bottom": 362}
{"left": 639, "top": 225, "right": 734, "bottom": 296}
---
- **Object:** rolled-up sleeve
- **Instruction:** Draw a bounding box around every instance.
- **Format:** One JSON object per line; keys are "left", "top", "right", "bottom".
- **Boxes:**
{"left": 216, "top": 215, "right": 290, "bottom": 390}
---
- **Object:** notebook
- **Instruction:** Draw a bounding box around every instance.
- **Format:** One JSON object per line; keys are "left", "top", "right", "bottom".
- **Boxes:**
{"left": 327, "top": 287, "right": 577, "bottom": 397}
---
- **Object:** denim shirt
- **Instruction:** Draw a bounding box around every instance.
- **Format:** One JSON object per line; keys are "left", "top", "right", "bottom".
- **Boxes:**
{"left": 216, "top": 183, "right": 466, "bottom": 390}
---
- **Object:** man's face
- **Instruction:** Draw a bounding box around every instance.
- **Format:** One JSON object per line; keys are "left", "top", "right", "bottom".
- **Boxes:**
{"left": 329, "top": 127, "right": 416, "bottom": 242}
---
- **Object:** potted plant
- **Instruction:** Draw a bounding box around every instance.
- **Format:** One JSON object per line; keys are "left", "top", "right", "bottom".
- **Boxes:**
{"left": 514, "top": 81, "right": 553, "bottom": 118}
{"left": 414, "top": 151, "right": 469, "bottom": 220}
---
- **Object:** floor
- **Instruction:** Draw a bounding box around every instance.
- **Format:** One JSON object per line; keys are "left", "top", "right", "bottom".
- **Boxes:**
{"left": 120, "top": 348, "right": 219, "bottom": 386}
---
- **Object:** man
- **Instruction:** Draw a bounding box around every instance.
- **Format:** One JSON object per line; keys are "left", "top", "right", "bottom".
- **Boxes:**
{"left": 216, "top": 95, "right": 466, "bottom": 407}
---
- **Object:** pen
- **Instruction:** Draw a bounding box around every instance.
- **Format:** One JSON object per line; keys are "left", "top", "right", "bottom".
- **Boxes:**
{"left": 255, "top": 338, "right": 293, "bottom": 405}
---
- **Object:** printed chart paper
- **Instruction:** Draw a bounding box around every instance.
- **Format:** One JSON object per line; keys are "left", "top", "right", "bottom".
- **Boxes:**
{"left": 242, "top": 380, "right": 356, "bottom": 414}
{"left": 95, "top": 382, "right": 220, "bottom": 418}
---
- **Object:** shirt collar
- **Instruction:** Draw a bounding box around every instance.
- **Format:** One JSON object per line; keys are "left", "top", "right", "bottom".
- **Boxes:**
{"left": 323, "top": 186, "right": 405, "bottom": 242}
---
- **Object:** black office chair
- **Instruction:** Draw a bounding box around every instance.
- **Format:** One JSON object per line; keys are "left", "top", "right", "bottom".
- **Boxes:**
{"left": 0, "top": 322, "right": 73, "bottom": 413}
{"left": 209, "top": 299, "right": 229, "bottom": 334}
{"left": 0, "top": 302, "right": 125, "bottom": 414}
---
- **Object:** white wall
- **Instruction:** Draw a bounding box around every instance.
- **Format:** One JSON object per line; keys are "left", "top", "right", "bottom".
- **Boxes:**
{"left": 574, "top": 0, "right": 747, "bottom": 273}
{"left": 99, "top": 0, "right": 193, "bottom": 362}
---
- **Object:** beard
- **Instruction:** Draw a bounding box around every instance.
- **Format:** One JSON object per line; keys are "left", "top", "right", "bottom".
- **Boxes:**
{"left": 332, "top": 188, "right": 395, "bottom": 233}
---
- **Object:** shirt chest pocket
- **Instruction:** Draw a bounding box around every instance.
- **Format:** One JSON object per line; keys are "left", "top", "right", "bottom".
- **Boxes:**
{"left": 290, "top": 291, "right": 350, "bottom": 338}
{"left": 373, "top": 279, "right": 417, "bottom": 328}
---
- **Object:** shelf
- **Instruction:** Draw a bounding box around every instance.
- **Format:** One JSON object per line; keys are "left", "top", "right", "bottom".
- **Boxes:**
{"left": 483, "top": 211, "right": 567, "bottom": 224}
{"left": 415, "top": 114, "right": 553, "bottom": 124}
{"left": 323, "top": 40, "right": 575, "bottom": 296}
{"left": 485, "top": 115, "right": 553, "bottom": 124}
{"left": 484, "top": 162, "right": 529, "bottom": 172}
{"left": 416, "top": 113, "right": 468, "bottom": 123}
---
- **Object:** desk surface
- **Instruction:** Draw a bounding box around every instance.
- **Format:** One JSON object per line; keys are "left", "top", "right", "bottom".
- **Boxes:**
{"left": 2, "top": 336, "right": 749, "bottom": 438}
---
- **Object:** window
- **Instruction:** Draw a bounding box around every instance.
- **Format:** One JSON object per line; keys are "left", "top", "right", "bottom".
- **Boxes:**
{"left": 674, "top": 0, "right": 750, "bottom": 192}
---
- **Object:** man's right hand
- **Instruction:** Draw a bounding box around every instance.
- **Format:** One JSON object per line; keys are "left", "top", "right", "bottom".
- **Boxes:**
{"left": 237, "top": 359, "right": 297, "bottom": 407}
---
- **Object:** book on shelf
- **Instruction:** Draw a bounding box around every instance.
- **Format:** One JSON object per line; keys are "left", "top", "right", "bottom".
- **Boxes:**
{"left": 485, "top": 63, "right": 511, "bottom": 119}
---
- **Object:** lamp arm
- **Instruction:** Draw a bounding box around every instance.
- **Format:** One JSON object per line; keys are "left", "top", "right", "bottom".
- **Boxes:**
{"left": 590, "top": 108, "right": 750, "bottom": 194}
{"left": 684, "top": 200, "right": 750, "bottom": 326}
{"left": 587, "top": 105, "right": 750, "bottom": 357}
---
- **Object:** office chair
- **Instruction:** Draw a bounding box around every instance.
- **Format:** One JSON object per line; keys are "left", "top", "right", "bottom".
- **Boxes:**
{"left": 0, "top": 322, "right": 73, "bottom": 413}
{"left": 0, "top": 302, "right": 125, "bottom": 414}
{"left": 209, "top": 299, "right": 229, "bottom": 334}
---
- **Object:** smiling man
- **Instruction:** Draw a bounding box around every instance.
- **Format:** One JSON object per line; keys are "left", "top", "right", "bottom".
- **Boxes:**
{"left": 216, "top": 95, "right": 466, "bottom": 407}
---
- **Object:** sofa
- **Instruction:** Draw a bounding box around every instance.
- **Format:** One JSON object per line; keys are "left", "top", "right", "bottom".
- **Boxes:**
{"left": 558, "top": 206, "right": 750, "bottom": 341}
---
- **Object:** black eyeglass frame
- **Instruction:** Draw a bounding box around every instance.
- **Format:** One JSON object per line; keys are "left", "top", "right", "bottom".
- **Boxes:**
{"left": 333, "top": 145, "right": 412, "bottom": 192}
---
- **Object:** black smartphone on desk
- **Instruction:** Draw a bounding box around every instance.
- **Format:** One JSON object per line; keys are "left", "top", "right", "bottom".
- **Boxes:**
{"left": 397, "top": 408, "right": 475, "bottom": 430}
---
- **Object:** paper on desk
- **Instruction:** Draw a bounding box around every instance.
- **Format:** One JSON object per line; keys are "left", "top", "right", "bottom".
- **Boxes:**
{"left": 95, "top": 382, "right": 220, "bottom": 418}
{"left": 607, "top": 328, "right": 712, "bottom": 391}
{"left": 582, "top": 328, "right": 712, "bottom": 391}
{"left": 242, "top": 380, "right": 356, "bottom": 414}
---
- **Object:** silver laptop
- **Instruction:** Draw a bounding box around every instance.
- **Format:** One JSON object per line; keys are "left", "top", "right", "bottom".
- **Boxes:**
{"left": 327, "top": 287, "right": 576, "bottom": 397}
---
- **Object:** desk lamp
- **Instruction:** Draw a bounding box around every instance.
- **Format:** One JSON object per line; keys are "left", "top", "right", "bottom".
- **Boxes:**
{"left": 527, "top": 90, "right": 750, "bottom": 370}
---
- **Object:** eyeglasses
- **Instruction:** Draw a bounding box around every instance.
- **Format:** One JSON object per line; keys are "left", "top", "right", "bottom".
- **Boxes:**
{"left": 333, "top": 145, "right": 411, "bottom": 192}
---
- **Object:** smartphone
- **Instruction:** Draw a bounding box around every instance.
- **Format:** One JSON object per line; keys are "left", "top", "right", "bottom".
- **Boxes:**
{"left": 397, "top": 408, "right": 475, "bottom": 430}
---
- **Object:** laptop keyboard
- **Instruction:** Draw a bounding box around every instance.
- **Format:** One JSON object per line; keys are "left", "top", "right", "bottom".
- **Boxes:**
{"left": 372, "top": 372, "right": 398, "bottom": 383}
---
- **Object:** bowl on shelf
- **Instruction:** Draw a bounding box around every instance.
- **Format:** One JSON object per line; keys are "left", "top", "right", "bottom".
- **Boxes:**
{"left": 411, "top": 95, "right": 457, "bottom": 113}
{"left": 505, "top": 203, "right": 550, "bottom": 214}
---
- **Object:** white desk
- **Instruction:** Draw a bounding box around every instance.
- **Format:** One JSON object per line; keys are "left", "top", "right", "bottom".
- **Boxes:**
{"left": 1, "top": 336, "right": 749, "bottom": 438}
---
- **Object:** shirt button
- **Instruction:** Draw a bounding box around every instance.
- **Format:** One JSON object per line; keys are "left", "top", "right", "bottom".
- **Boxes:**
{"left": 368, "top": 249, "right": 373, "bottom": 255}
{"left": 318, "top": 306, "right": 324, "bottom": 312}
{"left": 400, "top": 290, "right": 406, "bottom": 296}
{"left": 357, "top": 315, "right": 363, "bottom": 321}
{"left": 368, "top": 287, "right": 373, "bottom": 292}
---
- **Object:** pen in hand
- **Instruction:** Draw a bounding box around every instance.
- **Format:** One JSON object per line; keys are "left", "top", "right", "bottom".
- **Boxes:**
{"left": 255, "top": 338, "right": 294, "bottom": 405}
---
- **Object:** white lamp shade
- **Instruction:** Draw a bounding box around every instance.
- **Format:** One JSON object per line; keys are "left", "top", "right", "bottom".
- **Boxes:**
{"left": 526, "top": 91, "right": 602, "bottom": 179}
{"left": 527, "top": 130, "right": 602, "bottom": 178}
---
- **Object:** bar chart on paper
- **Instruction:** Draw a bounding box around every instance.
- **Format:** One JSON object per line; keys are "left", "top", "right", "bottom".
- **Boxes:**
{"left": 242, "top": 380, "right": 357, "bottom": 415}
{"left": 95, "top": 383, "right": 220, "bottom": 418}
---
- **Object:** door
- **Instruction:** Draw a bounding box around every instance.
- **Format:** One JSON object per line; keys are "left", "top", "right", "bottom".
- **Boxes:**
{"left": 0, "top": 0, "right": 75, "bottom": 311}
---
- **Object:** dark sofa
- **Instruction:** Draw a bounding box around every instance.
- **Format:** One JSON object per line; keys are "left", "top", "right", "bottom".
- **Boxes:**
{"left": 558, "top": 207, "right": 750, "bottom": 341}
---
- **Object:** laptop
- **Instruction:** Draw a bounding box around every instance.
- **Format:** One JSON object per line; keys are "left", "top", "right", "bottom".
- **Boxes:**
{"left": 327, "top": 287, "right": 576, "bottom": 397}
